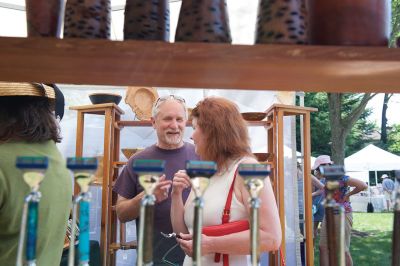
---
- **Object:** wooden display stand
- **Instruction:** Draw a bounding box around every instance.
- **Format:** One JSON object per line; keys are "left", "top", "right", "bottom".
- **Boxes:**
{"left": 70, "top": 103, "right": 124, "bottom": 266}
{"left": 265, "top": 104, "right": 317, "bottom": 266}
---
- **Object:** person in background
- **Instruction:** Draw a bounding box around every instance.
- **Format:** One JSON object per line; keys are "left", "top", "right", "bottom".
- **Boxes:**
{"left": 113, "top": 95, "right": 199, "bottom": 265}
{"left": 311, "top": 159, "right": 327, "bottom": 239}
{"left": 315, "top": 155, "right": 367, "bottom": 266}
{"left": 381, "top": 174, "right": 395, "bottom": 211}
{"left": 297, "top": 162, "right": 324, "bottom": 266}
{"left": 0, "top": 82, "right": 72, "bottom": 265}
{"left": 171, "top": 97, "right": 281, "bottom": 266}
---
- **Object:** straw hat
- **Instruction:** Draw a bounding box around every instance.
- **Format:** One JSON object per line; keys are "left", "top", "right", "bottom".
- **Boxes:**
{"left": 0, "top": 82, "right": 55, "bottom": 99}
{"left": 125, "top": 86, "right": 158, "bottom": 120}
{"left": 0, "top": 82, "right": 66, "bottom": 120}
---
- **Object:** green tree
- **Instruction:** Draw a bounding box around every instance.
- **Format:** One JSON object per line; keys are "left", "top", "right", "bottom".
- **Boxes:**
{"left": 390, "top": 0, "right": 400, "bottom": 47}
{"left": 299, "top": 93, "right": 377, "bottom": 161}
{"left": 388, "top": 124, "right": 400, "bottom": 155}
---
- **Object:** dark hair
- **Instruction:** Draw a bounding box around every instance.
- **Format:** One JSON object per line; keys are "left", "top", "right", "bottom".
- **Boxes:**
{"left": 0, "top": 96, "right": 61, "bottom": 143}
{"left": 191, "top": 97, "right": 252, "bottom": 171}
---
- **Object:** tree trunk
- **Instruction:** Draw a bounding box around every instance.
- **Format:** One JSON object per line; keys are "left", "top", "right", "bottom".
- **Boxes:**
{"left": 381, "top": 93, "right": 393, "bottom": 144}
{"left": 327, "top": 92, "right": 376, "bottom": 165}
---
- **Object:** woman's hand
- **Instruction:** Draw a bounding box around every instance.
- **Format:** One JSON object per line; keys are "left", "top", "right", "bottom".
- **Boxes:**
{"left": 177, "top": 233, "right": 193, "bottom": 257}
{"left": 172, "top": 170, "right": 191, "bottom": 195}
{"left": 153, "top": 175, "right": 172, "bottom": 203}
{"left": 177, "top": 233, "right": 213, "bottom": 257}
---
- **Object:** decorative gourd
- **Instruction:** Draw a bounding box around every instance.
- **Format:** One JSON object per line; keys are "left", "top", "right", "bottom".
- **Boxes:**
{"left": 175, "top": 0, "right": 231, "bottom": 43}
{"left": 124, "top": 0, "right": 170, "bottom": 41}
{"left": 256, "top": 0, "right": 307, "bottom": 44}
{"left": 64, "top": 0, "right": 111, "bottom": 39}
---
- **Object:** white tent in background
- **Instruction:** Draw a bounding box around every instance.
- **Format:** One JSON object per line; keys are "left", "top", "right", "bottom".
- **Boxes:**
{"left": 345, "top": 144, "right": 400, "bottom": 184}
{"left": 345, "top": 144, "right": 400, "bottom": 171}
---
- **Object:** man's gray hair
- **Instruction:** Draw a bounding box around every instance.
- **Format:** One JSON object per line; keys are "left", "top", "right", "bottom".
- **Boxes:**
{"left": 151, "top": 95, "right": 188, "bottom": 119}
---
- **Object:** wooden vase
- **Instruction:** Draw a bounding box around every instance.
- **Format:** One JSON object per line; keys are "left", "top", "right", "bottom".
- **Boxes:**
{"left": 256, "top": 0, "right": 307, "bottom": 44}
{"left": 64, "top": 0, "right": 111, "bottom": 39}
{"left": 307, "top": 0, "right": 391, "bottom": 46}
{"left": 175, "top": 0, "right": 231, "bottom": 43}
{"left": 124, "top": 0, "right": 170, "bottom": 41}
{"left": 25, "top": 0, "right": 63, "bottom": 37}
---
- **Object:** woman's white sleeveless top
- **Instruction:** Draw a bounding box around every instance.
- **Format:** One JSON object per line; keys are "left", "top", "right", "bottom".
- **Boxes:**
{"left": 183, "top": 157, "right": 251, "bottom": 266}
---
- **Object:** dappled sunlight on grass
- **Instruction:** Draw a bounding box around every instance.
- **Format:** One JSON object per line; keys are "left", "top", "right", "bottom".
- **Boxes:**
{"left": 314, "top": 212, "right": 393, "bottom": 266}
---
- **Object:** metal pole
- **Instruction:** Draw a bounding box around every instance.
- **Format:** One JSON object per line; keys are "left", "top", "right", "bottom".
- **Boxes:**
{"left": 17, "top": 194, "right": 33, "bottom": 266}
{"left": 238, "top": 163, "right": 270, "bottom": 266}
{"left": 392, "top": 170, "right": 400, "bottom": 266}
{"left": 250, "top": 198, "right": 261, "bottom": 266}
{"left": 66, "top": 157, "right": 98, "bottom": 266}
{"left": 186, "top": 160, "right": 216, "bottom": 266}
{"left": 79, "top": 193, "right": 91, "bottom": 266}
{"left": 320, "top": 165, "right": 345, "bottom": 266}
{"left": 68, "top": 195, "right": 81, "bottom": 266}
{"left": 137, "top": 195, "right": 155, "bottom": 266}
{"left": 133, "top": 159, "right": 166, "bottom": 266}
{"left": 15, "top": 156, "right": 48, "bottom": 266}
{"left": 193, "top": 198, "right": 204, "bottom": 266}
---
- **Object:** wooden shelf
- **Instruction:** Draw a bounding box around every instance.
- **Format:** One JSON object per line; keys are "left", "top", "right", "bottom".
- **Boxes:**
{"left": 70, "top": 103, "right": 124, "bottom": 115}
{"left": 117, "top": 120, "right": 269, "bottom": 127}
{"left": 1, "top": 36, "right": 400, "bottom": 92}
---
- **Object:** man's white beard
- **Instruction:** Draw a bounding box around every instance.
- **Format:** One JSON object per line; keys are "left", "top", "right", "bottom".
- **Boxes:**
{"left": 165, "top": 134, "right": 182, "bottom": 145}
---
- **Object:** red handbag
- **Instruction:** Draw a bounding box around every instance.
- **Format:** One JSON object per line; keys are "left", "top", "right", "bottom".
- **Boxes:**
{"left": 202, "top": 220, "right": 249, "bottom": 236}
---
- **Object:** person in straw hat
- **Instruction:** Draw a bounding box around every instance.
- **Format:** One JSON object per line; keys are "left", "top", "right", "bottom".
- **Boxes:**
{"left": 0, "top": 82, "right": 72, "bottom": 265}
{"left": 314, "top": 155, "right": 367, "bottom": 266}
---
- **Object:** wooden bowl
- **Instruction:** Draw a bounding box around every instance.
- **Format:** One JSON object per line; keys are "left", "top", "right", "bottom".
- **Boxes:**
{"left": 241, "top": 112, "right": 267, "bottom": 121}
{"left": 121, "top": 148, "right": 143, "bottom": 159}
{"left": 89, "top": 93, "right": 122, "bottom": 105}
{"left": 253, "top": 153, "right": 271, "bottom": 162}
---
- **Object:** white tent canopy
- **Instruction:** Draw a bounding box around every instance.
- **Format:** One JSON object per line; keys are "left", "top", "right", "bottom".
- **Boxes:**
{"left": 345, "top": 144, "right": 400, "bottom": 172}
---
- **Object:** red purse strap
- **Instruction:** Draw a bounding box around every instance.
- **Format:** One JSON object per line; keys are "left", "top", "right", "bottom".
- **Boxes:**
{"left": 222, "top": 167, "right": 238, "bottom": 224}
{"left": 214, "top": 167, "right": 239, "bottom": 265}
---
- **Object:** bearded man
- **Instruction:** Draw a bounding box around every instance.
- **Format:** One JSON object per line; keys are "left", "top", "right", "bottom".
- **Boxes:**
{"left": 114, "top": 95, "right": 198, "bottom": 265}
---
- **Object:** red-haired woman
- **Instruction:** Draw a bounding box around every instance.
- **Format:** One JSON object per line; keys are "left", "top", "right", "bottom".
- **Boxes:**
{"left": 171, "top": 97, "right": 282, "bottom": 266}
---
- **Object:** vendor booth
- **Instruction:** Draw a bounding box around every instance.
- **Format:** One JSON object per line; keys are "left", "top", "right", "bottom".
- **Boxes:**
{"left": 0, "top": 1, "right": 399, "bottom": 266}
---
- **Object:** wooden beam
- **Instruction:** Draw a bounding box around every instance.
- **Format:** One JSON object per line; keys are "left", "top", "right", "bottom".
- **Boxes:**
{"left": 1, "top": 37, "right": 400, "bottom": 92}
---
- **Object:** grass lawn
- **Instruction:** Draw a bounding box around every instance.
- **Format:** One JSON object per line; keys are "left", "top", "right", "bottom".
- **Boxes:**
{"left": 314, "top": 212, "right": 394, "bottom": 266}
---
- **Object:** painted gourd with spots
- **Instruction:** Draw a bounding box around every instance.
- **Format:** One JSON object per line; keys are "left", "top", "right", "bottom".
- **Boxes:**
{"left": 175, "top": 0, "right": 231, "bottom": 43}
{"left": 124, "top": 0, "right": 170, "bottom": 41}
{"left": 64, "top": 0, "right": 111, "bottom": 39}
{"left": 256, "top": 0, "right": 307, "bottom": 44}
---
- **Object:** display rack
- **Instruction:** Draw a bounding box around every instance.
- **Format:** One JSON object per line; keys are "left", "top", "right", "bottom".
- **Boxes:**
{"left": 265, "top": 104, "right": 317, "bottom": 266}
{"left": 69, "top": 103, "right": 124, "bottom": 266}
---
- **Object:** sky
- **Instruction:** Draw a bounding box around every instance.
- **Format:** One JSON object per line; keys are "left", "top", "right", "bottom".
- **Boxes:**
{"left": 0, "top": 0, "right": 399, "bottom": 127}
{"left": 367, "top": 93, "right": 400, "bottom": 126}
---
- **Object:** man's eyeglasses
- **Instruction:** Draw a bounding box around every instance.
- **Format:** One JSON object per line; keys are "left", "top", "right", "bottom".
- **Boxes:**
{"left": 154, "top": 95, "right": 186, "bottom": 108}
